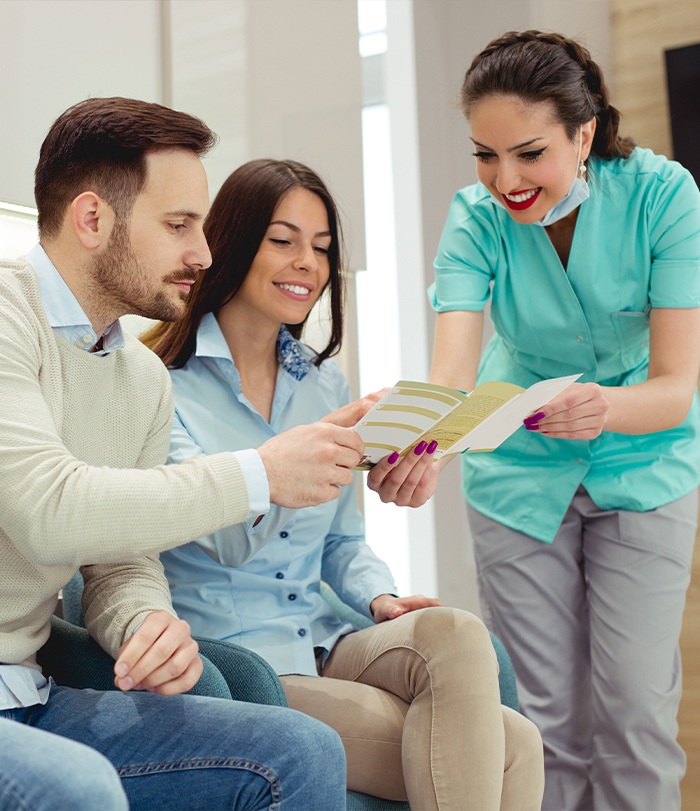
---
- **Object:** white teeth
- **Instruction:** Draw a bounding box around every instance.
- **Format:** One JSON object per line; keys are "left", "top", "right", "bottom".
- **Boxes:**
{"left": 504, "top": 189, "right": 539, "bottom": 203}
{"left": 276, "top": 283, "right": 309, "bottom": 295}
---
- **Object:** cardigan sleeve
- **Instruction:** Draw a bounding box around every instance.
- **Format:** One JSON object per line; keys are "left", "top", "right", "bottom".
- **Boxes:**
{"left": 0, "top": 282, "right": 251, "bottom": 569}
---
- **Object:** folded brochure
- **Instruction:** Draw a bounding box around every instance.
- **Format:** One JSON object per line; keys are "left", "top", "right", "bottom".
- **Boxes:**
{"left": 354, "top": 373, "right": 581, "bottom": 469}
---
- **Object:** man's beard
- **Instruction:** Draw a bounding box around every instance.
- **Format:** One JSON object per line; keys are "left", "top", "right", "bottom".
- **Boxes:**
{"left": 93, "top": 220, "right": 189, "bottom": 324}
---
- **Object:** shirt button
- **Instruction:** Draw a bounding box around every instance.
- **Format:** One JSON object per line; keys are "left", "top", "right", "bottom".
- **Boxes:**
{"left": 82, "top": 333, "right": 93, "bottom": 343}
{"left": 280, "top": 531, "right": 289, "bottom": 538}
{"left": 297, "top": 628, "right": 307, "bottom": 637}
{"left": 288, "top": 593, "right": 297, "bottom": 601}
{"left": 275, "top": 572, "right": 285, "bottom": 580}
{"left": 575, "top": 336, "right": 584, "bottom": 343}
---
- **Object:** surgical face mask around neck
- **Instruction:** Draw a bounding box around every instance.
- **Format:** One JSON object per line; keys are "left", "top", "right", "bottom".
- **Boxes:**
{"left": 489, "top": 127, "right": 590, "bottom": 226}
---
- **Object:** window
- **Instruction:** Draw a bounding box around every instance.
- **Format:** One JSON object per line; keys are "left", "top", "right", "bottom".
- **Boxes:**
{"left": 0, "top": 202, "right": 38, "bottom": 258}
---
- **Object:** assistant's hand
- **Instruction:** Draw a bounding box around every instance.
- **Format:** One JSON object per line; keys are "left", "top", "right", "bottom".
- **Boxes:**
{"left": 320, "top": 389, "right": 389, "bottom": 428}
{"left": 258, "top": 422, "right": 364, "bottom": 508}
{"left": 114, "top": 611, "right": 202, "bottom": 696}
{"left": 366, "top": 441, "right": 441, "bottom": 507}
{"left": 523, "top": 382, "right": 609, "bottom": 439}
{"left": 370, "top": 593, "right": 444, "bottom": 622}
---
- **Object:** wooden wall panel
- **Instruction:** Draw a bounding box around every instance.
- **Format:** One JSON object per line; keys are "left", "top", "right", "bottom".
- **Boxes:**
{"left": 611, "top": 0, "right": 700, "bottom": 156}
{"left": 611, "top": 5, "right": 700, "bottom": 808}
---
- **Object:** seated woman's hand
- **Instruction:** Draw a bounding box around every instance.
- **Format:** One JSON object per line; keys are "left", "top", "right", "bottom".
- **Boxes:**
{"left": 370, "top": 593, "right": 444, "bottom": 622}
{"left": 366, "top": 442, "right": 442, "bottom": 507}
{"left": 523, "top": 382, "right": 609, "bottom": 439}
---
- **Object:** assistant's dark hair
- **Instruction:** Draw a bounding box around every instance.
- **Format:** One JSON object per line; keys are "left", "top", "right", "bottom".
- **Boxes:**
{"left": 35, "top": 96, "right": 217, "bottom": 237}
{"left": 461, "top": 30, "right": 634, "bottom": 159}
{"left": 142, "top": 158, "right": 345, "bottom": 368}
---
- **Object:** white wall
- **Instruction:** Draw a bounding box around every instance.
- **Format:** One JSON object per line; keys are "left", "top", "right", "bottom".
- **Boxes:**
{"left": 0, "top": 0, "right": 364, "bottom": 393}
{"left": 0, "top": 0, "right": 163, "bottom": 208}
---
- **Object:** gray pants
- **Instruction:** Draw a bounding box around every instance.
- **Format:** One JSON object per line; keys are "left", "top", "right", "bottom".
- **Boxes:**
{"left": 468, "top": 486, "right": 698, "bottom": 811}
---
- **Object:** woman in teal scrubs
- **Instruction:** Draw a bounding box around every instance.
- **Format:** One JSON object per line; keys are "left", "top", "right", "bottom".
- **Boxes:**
{"left": 428, "top": 30, "right": 700, "bottom": 811}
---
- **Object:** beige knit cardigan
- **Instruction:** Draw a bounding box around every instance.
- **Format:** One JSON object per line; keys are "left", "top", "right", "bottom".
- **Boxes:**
{"left": 0, "top": 261, "right": 250, "bottom": 670}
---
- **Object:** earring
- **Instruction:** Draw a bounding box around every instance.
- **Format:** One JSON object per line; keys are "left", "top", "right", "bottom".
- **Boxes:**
{"left": 579, "top": 159, "right": 587, "bottom": 179}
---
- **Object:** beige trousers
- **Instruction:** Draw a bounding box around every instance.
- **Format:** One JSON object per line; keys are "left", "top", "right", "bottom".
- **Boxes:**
{"left": 280, "top": 607, "right": 543, "bottom": 811}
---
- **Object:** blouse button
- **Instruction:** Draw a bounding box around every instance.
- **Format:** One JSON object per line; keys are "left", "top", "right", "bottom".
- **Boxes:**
{"left": 575, "top": 336, "right": 584, "bottom": 343}
{"left": 288, "top": 593, "right": 297, "bottom": 601}
{"left": 280, "top": 531, "right": 289, "bottom": 538}
{"left": 275, "top": 572, "right": 284, "bottom": 579}
{"left": 298, "top": 628, "right": 307, "bottom": 637}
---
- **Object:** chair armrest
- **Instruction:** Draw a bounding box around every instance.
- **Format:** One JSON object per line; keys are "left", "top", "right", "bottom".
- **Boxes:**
{"left": 489, "top": 633, "right": 519, "bottom": 711}
{"left": 38, "top": 616, "right": 233, "bottom": 699}
{"left": 194, "top": 636, "right": 288, "bottom": 707}
{"left": 37, "top": 615, "right": 119, "bottom": 691}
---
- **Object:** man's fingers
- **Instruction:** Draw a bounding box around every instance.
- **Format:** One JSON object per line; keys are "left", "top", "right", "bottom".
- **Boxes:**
{"left": 260, "top": 422, "right": 366, "bottom": 508}
{"left": 132, "top": 639, "right": 202, "bottom": 692}
{"left": 148, "top": 656, "right": 203, "bottom": 696}
{"left": 114, "top": 613, "right": 195, "bottom": 690}
{"left": 321, "top": 391, "right": 386, "bottom": 427}
{"left": 115, "top": 611, "right": 172, "bottom": 678}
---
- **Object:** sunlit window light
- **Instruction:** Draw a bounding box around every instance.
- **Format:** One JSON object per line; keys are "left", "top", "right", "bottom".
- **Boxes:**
{"left": 358, "top": 0, "right": 387, "bottom": 56}
{"left": 0, "top": 201, "right": 38, "bottom": 258}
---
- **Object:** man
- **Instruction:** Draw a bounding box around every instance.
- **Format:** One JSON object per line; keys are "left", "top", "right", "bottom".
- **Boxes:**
{"left": 0, "top": 97, "right": 357, "bottom": 809}
{"left": 0, "top": 719, "right": 128, "bottom": 811}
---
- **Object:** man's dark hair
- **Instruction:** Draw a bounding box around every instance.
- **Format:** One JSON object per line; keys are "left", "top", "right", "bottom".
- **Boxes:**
{"left": 35, "top": 96, "right": 217, "bottom": 237}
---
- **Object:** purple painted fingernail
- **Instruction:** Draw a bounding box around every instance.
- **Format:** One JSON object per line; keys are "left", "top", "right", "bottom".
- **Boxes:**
{"left": 427, "top": 440, "right": 438, "bottom": 454}
{"left": 524, "top": 412, "right": 545, "bottom": 425}
{"left": 524, "top": 423, "right": 540, "bottom": 431}
{"left": 387, "top": 451, "right": 400, "bottom": 464}
{"left": 414, "top": 441, "right": 428, "bottom": 455}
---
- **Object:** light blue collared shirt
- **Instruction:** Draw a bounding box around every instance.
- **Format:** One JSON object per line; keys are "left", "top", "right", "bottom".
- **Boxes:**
{"left": 160, "top": 314, "right": 397, "bottom": 676}
{"left": 27, "top": 243, "right": 125, "bottom": 354}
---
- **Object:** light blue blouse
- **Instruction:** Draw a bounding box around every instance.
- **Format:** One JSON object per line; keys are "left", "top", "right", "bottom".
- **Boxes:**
{"left": 430, "top": 148, "right": 700, "bottom": 543}
{"left": 161, "top": 313, "right": 396, "bottom": 676}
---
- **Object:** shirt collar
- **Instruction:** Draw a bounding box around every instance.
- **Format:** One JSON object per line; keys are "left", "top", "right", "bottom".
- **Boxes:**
{"left": 26, "top": 243, "right": 124, "bottom": 354}
{"left": 196, "top": 313, "right": 310, "bottom": 381}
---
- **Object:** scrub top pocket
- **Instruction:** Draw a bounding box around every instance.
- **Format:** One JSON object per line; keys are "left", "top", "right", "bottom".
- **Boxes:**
{"left": 611, "top": 307, "right": 651, "bottom": 369}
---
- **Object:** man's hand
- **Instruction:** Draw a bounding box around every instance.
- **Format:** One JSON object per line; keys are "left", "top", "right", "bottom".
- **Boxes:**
{"left": 370, "top": 593, "right": 444, "bottom": 622}
{"left": 366, "top": 441, "right": 441, "bottom": 508}
{"left": 523, "top": 382, "right": 609, "bottom": 439}
{"left": 320, "top": 389, "right": 388, "bottom": 428}
{"left": 258, "top": 422, "right": 364, "bottom": 509}
{"left": 114, "top": 611, "right": 202, "bottom": 696}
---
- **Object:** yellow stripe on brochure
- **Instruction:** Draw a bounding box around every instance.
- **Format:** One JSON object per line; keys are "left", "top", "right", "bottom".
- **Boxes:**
{"left": 359, "top": 421, "right": 424, "bottom": 434}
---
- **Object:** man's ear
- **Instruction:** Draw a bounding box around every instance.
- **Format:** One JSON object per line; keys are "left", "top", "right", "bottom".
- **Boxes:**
{"left": 69, "top": 192, "right": 115, "bottom": 250}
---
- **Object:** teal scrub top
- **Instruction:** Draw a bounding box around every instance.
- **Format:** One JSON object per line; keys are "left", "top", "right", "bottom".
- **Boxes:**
{"left": 429, "top": 147, "right": 700, "bottom": 543}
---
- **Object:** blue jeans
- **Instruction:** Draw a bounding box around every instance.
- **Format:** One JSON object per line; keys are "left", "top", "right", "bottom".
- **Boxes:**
{"left": 3, "top": 685, "right": 346, "bottom": 810}
{"left": 0, "top": 717, "right": 128, "bottom": 811}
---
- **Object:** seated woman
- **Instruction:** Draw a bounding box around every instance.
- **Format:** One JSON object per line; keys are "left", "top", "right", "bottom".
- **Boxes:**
{"left": 143, "top": 158, "right": 544, "bottom": 810}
